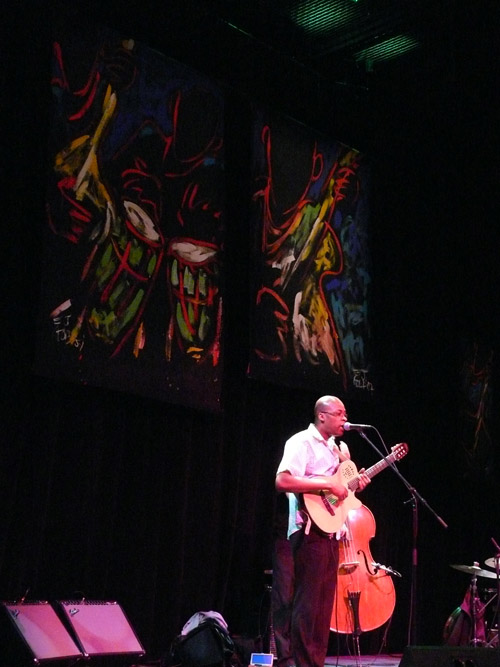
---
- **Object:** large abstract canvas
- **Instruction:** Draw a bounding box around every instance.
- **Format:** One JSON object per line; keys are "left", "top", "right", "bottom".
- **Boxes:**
{"left": 35, "top": 25, "right": 225, "bottom": 410}
{"left": 248, "top": 113, "right": 373, "bottom": 396}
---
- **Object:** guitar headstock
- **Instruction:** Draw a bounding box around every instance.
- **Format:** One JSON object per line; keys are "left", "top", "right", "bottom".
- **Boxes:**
{"left": 391, "top": 442, "right": 409, "bottom": 460}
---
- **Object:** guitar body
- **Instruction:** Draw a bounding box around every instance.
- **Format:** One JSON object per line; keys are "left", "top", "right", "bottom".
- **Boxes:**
{"left": 303, "top": 461, "right": 362, "bottom": 534}
{"left": 302, "top": 443, "right": 408, "bottom": 534}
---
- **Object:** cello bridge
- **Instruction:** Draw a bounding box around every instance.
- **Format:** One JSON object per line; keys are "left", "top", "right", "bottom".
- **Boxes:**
{"left": 339, "top": 560, "right": 360, "bottom": 574}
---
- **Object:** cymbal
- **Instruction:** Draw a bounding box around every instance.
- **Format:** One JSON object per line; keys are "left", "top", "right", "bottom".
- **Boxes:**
{"left": 450, "top": 564, "right": 499, "bottom": 579}
{"left": 485, "top": 556, "right": 500, "bottom": 569}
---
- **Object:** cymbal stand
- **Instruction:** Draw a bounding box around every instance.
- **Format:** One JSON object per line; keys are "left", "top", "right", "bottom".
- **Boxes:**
{"left": 483, "top": 592, "right": 498, "bottom": 647}
{"left": 469, "top": 570, "right": 481, "bottom": 646}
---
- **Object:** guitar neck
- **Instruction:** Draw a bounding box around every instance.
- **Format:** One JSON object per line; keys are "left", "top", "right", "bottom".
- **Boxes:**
{"left": 348, "top": 454, "right": 395, "bottom": 491}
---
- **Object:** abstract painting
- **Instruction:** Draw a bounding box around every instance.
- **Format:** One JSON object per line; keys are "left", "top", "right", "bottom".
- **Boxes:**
{"left": 248, "top": 113, "right": 373, "bottom": 395}
{"left": 35, "top": 24, "right": 225, "bottom": 410}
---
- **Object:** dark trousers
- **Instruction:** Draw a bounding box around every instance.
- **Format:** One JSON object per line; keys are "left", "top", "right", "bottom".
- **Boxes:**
{"left": 289, "top": 528, "right": 339, "bottom": 667}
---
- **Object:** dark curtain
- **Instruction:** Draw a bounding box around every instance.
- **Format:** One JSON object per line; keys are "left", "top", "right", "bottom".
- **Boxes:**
{"left": 4, "top": 360, "right": 499, "bottom": 660}
{"left": 1, "top": 372, "right": 351, "bottom": 658}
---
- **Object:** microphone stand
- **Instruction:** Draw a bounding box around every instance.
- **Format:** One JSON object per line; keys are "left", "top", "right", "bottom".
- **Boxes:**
{"left": 356, "top": 428, "right": 448, "bottom": 646}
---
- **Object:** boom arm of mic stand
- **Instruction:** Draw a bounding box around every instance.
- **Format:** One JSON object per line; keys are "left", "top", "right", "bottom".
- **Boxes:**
{"left": 357, "top": 430, "right": 448, "bottom": 529}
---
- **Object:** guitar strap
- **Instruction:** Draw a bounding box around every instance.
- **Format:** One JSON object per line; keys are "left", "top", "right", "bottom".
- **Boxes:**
{"left": 297, "top": 441, "right": 347, "bottom": 538}
{"left": 299, "top": 440, "right": 351, "bottom": 539}
{"left": 297, "top": 508, "right": 313, "bottom": 535}
{"left": 333, "top": 439, "right": 350, "bottom": 462}
{"left": 298, "top": 507, "right": 339, "bottom": 539}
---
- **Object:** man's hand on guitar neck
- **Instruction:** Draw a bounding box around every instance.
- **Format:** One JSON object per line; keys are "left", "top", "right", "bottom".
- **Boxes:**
{"left": 356, "top": 468, "right": 371, "bottom": 492}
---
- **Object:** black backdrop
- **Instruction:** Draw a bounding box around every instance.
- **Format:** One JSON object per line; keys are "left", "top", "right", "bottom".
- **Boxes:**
{"left": 2, "top": 0, "right": 500, "bottom": 661}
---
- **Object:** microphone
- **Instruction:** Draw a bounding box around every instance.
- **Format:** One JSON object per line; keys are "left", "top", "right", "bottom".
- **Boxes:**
{"left": 372, "top": 562, "right": 402, "bottom": 578}
{"left": 344, "top": 422, "right": 372, "bottom": 431}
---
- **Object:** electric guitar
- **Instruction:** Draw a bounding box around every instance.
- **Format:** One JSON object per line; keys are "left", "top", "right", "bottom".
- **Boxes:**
{"left": 302, "top": 443, "right": 409, "bottom": 534}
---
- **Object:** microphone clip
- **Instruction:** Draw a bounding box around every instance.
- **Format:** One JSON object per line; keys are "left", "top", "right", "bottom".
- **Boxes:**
{"left": 372, "top": 561, "right": 402, "bottom": 578}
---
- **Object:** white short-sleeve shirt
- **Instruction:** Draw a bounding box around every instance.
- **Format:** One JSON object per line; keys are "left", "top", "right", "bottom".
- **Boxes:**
{"left": 277, "top": 423, "right": 342, "bottom": 537}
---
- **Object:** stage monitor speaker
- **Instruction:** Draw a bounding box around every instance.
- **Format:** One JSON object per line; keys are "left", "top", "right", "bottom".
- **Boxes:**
{"left": 1, "top": 600, "right": 83, "bottom": 664}
{"left": 399, "top": 645, "right": 500, "bottom": 666}
{"left": 57, "top": 600, "right": 145, "bottom": 658}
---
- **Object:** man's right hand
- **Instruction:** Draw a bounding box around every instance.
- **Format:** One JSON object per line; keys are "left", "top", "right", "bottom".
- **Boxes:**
{"left": 326, "top": 479, "right": 348, "bottom": 500}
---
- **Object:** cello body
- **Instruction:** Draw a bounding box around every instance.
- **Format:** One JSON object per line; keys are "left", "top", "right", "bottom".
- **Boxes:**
{"left": 331, "top": 504, "right": 396, "bottom": 634}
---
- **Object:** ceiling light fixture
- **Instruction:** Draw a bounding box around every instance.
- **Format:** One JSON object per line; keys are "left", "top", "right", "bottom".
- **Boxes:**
{"left": 354, "top": 34, "right": 419, "bottom": 67}
{"left": 289, "top": 0, "right": 357, "bottom": 34}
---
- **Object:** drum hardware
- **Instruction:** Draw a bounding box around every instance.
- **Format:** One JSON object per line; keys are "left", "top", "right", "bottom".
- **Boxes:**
{"left": 483, "top": 553, "right": 500, "bottom": 647}
{"left": 485, "top": 556, "right": 500, "bottom": 570}
{"left": 483, "top": 592, "right": 498, "bottom": 647}
{"left": 450, "top": 562, "right": 497, "bottom": 579}
{"left": 448, "top": 562, "right": 495, "bottom": 646}
{"left": 485, "top": 625, "right": 498, "bottom": 647}
{"left": 450, "top": 563, "right": 499, "bottom": 579}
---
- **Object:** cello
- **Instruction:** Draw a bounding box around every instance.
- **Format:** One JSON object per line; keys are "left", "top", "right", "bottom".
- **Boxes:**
{"left": 330, "top": 504, "right": 397, "bottom": 639}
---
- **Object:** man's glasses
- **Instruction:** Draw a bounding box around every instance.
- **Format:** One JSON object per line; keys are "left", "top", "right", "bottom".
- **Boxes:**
{"left": 321, "top": 410, "right": 348, "bottom": 419}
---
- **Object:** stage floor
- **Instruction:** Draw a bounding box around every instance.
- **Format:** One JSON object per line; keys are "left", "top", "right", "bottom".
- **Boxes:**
{"left": 132, "top": 653, "right": 404, "bottom": 667}
{"left": 326, "top": 655, "right": 402, "bottom": 667}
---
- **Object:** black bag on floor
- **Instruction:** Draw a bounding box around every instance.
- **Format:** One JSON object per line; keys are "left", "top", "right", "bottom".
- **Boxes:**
{"left": 168, "top": 618, "right": 235, "bottom": 667}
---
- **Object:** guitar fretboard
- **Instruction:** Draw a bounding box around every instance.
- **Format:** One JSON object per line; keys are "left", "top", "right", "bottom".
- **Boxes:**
{"left": 347, "top": 453, "right": 397, "bottom": 491}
